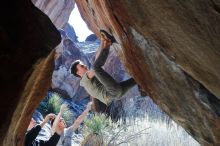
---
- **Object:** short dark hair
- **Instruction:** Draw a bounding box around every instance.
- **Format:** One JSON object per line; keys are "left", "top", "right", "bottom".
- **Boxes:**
{"left": 70, "top": 60, "right": 81, "bottom": 78}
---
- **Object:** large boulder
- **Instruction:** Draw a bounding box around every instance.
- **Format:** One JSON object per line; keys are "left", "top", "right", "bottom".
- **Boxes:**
{"left": 75, "top": 0, "right": 220, "bottom": 145}
{"left": 0, "top": 0, "right": 61, "bottom": 145}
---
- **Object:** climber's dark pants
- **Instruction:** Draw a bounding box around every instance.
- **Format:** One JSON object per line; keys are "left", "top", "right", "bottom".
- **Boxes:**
{"left": 93, "top": 46, "right": 136, "bottom": 99}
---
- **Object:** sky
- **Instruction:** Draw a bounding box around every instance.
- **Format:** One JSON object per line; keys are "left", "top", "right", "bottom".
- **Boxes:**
{"left": 68, "top": 5, "right": 93, "bottom": 42}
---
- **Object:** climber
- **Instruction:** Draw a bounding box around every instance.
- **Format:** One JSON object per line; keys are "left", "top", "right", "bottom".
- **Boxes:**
{"left": 55, "top": 102, "right": 92, "bottom": 146}
{"left": 25, "top": 113, "right": 62, "bottom": 146}
{"left": 70, "top": 30, "right": 142, "bottom": 105}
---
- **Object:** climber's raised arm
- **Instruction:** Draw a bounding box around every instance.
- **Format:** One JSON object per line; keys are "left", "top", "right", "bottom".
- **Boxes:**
{"left": 69, "top": 102, "right": 92, "bottom": 131}
{"left": 51, "top": 104, "right": 66, "bottom": 135}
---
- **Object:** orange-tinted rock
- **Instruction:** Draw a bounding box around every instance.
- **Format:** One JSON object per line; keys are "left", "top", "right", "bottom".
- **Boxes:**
{"left": 76, "top": 0, "right": 220, "bottom": 145}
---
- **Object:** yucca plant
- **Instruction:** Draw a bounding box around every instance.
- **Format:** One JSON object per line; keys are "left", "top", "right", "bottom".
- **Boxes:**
{"left": 37, "top": 93, "right": 61, "bottom": 117}
{"left": 47, "top": 93, "right": 61, "bottom": 113}
{"left": 62, "top": 106, "right": 74, "bottom": 126}
{"left": 37, "top": 92, "right": 74, "bottom": 126}
{"left": 81, "top": 114, "right": 148, "bottom": 146}
{"left": 83, "top": 114, "right": 113, "bottom": 135}
{"left": 81, "top": 114, "right": 114, "bottom": 146}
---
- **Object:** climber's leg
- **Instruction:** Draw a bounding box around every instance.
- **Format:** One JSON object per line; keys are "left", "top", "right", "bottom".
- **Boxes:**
{"left": 119, "top": 78, "right": 136, "bottom": 96}
{"left": 93, "top": 31, "right": 122, "bottom": 98}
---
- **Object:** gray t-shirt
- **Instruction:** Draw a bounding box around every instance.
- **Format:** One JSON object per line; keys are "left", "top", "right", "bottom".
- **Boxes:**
{"left": 56, "top": 127, "right": 83, "bottom": 146}
{"left": 80, "top": 72, "right": 111, "bottom": 105}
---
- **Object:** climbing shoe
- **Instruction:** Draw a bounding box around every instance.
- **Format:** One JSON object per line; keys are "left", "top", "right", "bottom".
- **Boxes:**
{"left": 138, "top": 85, "right": 148, "bottom": 97}
{"left": 100, "top": 29, "right": 117, "bottom": 44}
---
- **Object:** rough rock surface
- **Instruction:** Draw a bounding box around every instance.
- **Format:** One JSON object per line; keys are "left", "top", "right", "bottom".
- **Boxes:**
{"left": 63, "top": 23, "right": 78, "bottom": 42}
{"left": 75, "top": 0, "right": 220, "bottom": 145}
{"left": 85, "top": 34, "right": 98, "bottom": 42}
{"left": 32, "top": 0, "right": 75, "bottom": 28}
{"left": 0, "top": 0, "right": 61, "bottom": 145}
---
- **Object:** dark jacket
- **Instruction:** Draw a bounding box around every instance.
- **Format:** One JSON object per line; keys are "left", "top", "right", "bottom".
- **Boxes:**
{"left": 25, "top": 125, "right": 60, "bottom": 146}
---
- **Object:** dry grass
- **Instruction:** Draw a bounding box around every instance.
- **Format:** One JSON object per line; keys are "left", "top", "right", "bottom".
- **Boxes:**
{"left": 119, "top": 117, "right": 200, "bottom": 146}
{"left": 80, "top": 114, "right": 200, "bottom": 146}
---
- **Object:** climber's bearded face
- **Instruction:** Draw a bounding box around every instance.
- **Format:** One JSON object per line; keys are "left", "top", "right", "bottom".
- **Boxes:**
{"left": 76, "top": 63, "right": 88, "bottom": 76}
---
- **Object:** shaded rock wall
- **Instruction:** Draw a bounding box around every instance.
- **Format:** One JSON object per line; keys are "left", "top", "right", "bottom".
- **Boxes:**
{"left": 75, "top": 0, "right": 220, "bottom": 146}
{"left": 0, "top": 0, "right": 61, "bottom": 145}
{"left": 32, "top": 0, "right": 75, "bottom": 28}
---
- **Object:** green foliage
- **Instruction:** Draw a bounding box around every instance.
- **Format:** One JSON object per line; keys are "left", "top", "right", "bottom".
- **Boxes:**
{"left": 37, "top": 93, "right": 61, "bottom": 117}
{"left": 37, "top": 93, "right": 73, "bottom": 125}
{"left": 81, "top": 114, "right": 149, "bottom": 146}
{"left": 47, "top": 94, "right": 61, "bottom": 114}
{"left": 62, "top": 108, "right": 74, "bottom": 126}
{"left": 83, "top": 113, "right": 113, "bottom": 135}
